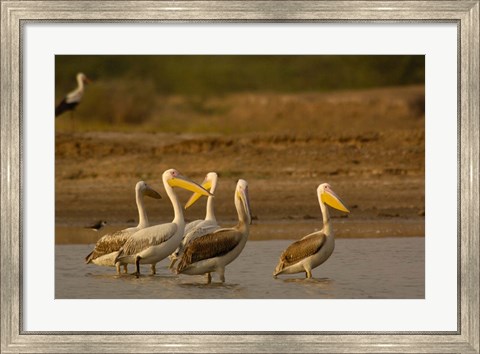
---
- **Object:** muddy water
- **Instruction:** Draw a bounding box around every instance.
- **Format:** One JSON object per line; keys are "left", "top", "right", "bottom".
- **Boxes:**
{"left": 55, "top": 237, "right": 424, "bottom": 299}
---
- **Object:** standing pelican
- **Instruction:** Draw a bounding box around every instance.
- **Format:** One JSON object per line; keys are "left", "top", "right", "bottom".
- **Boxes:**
{"left": 85, "top": 181, "right": 161, "bottom": 273}
{"left": 273, "top": 183, "right": 349, "bottom": 279}
{"left": 55, "top": 72, "right": 91, "bottom": 131}
{"left": 168, "top": 172, "right": 220, "bottom": 269}
{"left": 115, "top": 169, "right": 212, "bottom": 276}
{"left": 177, "top": 179, "right": 251, "bottom": 284}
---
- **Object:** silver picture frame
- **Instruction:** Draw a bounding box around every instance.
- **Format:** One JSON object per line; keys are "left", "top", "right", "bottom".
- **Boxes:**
{"left": 1, "top": 1, "right": 478, "bottom": 352}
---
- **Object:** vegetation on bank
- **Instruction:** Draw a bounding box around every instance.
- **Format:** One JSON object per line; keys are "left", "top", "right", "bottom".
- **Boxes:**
{"left": 55, "top": 55, "right": 424, "bottom": 132}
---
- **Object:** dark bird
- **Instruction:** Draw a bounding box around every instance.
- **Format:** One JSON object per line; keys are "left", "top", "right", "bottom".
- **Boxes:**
{"left": 55, "top": 72, "right": 91, "bottom": 130}
{"left": 85, "top": 220, "right": 107, "bottom": 232}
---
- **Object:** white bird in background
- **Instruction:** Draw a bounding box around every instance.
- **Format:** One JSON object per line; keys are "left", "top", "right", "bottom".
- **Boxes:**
{"left": 115, "top": 169, "right": 212, "bottom": 276}
{"left": 85, "top": 181, "right": 161, "bottom": 274}
{"left": 168, "top": 172, "right": 220, "bottom": 269}
{"left": 55, "top": 72, "right": 91, "bottom": 130}
{"left": 176, "top": 179, "right": 252, "bottom": 284}
{"left": 273, "top": 183, "right": 350, "bottom": 279}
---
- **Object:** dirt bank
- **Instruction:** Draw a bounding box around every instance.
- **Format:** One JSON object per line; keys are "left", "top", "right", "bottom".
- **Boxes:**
{"left": 55, "top": 86, "right": 425, "bottom": 243}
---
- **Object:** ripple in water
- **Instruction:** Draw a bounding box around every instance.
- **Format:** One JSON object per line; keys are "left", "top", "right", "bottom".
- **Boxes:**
{"left": 56, "top": 238, "right": 424, "bottom": 299}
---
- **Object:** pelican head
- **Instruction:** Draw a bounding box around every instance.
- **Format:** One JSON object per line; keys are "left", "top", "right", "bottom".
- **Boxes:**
{"left": 235, "top": 179, "right": 252, "bottom": 225}
{"left": 184, "top": 172, "right": 218, "bottom": 209}
{"left": 136, "top": 181, "right": 162, "bottom": 199}
{"left": 77, "top": 72, "right": 92, "bottom": 84}
{"left": 317, "top": 183, "right": 350, "bottom": 213}
{"left": 163, "top": 169, "right": 212, "bottom": 196}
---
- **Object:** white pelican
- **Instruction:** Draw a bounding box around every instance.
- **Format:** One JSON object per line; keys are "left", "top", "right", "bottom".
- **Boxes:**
{"left": 115, "top": 169, "right": 212, "bottom": 275}
{"left": 85, "top": 220, "right": 107, "bottom": 231}
{"left": 273, "top": 183, "right": 349, "bottom": 279}
{"left": 85, "top": 181, "right": 161, "bottom": 273}
{"left": 55, "top": 72, "right": 91, "bottom": 117}
{"left": 176, "top": 179, "right": 251, "bottom": 284}
{"left": 168, "top": 172, "right": 220, "bottom": 269}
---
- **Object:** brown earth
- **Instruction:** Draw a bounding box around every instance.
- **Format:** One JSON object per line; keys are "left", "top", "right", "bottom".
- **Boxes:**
{"left": 55, "top": 86, "right": 425, "bottom": 243}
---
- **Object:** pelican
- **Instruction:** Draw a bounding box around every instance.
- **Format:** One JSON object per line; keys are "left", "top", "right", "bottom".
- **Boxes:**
{"left": 273, "top": 183, "right": 349, "bottom": 279}
{"left": 85, "top": 181, "right": 161, "bottom": 274}
{"left": 168, "top": 172, "right": 220, "bottom": 269}
{"left": 176, "top": 179, "right": 251, "bottom": 284}
{"left": 55, "top": 73, "right": 91, "bottom": 117}
{"left": 115, "top": 169, "right": 212, "bottom": 276}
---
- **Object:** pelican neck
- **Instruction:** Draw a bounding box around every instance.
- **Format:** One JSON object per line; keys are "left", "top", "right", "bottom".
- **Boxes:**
{"left": 136, "top": 189, "right": 148, "bottom": 228}
{"left": 204, "top": 180, "right": 217, "bottom": 222}
{"left": 164, "top": 180, "right": 184, "bottom": 225}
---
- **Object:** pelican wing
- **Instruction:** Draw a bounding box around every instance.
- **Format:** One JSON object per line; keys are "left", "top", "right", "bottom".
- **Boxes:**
{"left": 182, "top": 220, "right": 220, "bottom": 247}
{"left": 184, "top": 219, "right": 203, "bottom": 235}
{"left": 121, "top": 223, "right": 177, "bottom": 256}
{"left": 177, "top": 229, "right": 241, "bottom": 271}
{"left": 279, "top": 233, "right": 326, "bottom": 267}
{"left": 85, "top": 229, "right": 132, "bottom": 263}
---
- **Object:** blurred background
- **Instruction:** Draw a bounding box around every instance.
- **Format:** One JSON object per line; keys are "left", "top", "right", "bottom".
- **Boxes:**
{"left": 55, "top": 55, "right": 425, "bottom": 243}
{"left": 55, "top": 55, "right": 424, "bottom": 133}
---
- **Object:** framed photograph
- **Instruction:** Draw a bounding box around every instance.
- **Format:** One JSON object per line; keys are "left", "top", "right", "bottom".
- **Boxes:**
{"left": 1, "top": 1, "right": 478, "bottom": 353}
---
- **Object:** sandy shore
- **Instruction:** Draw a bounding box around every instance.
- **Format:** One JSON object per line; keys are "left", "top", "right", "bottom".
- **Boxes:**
{"left": 55, "top": 86, "right": 425, "bottom": 243}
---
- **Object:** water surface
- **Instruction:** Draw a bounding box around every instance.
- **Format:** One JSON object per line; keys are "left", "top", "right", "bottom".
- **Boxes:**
{"left": 56, "top": 237, "right": 424, "bottom": 299}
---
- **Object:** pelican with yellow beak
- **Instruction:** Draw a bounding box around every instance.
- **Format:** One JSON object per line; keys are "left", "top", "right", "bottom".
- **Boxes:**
{"left": 115, "top": 169, "right": 212, "bottom": 275}
{"left": 273, "top": 183, "right": 349, "bottom": 279}
{"left": 177, "top": 179, "right": 251, "bottom": 284}
{"left": 168, "top": 172, "right": 220, "bottom": 269}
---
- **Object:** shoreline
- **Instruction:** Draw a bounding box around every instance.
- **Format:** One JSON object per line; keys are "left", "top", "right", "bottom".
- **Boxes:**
{"left": 56, "top": 219, "right": 424, "bottom": 244}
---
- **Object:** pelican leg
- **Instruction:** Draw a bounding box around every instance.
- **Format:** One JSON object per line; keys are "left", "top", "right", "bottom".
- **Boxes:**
{"left": 150, "top": 264, "right": 156, "bottom": 275}
{"left": 305, "top": 267, "right": 312, "bottom": 279}
{"left": 205, "top": 273, "right": 212, "bottom": 284}
{"left": 218, "top": 268, "right": 226, "bottom": 283}
{"left": 133, "top": 255, "right": 142, "bottom": 276}
{"left": 168, "top": 257, "right": 177, "bottom": 270}
{"left": 115, "top": 262, "right": 121, "bottom": 274}
{"left": 123, "top": 264, "right": 128, "bottom": 274}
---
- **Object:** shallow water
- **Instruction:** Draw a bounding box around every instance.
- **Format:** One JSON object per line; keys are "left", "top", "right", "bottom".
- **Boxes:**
{"left": 56, "top": 237, "right": 424, "bottom": 299}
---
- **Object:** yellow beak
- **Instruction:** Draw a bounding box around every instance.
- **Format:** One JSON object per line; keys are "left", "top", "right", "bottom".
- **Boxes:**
{"left": 168, "top": 174, "right": 212, "bottom": 197}
{"left": 321, "top": 189, "right": 350, "bottom": 213}
{"left": 184, "top": 178, "right": 212, "bottom": 209}
{"left": 237, "top": 188, "right": 252, "bottom": 224}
